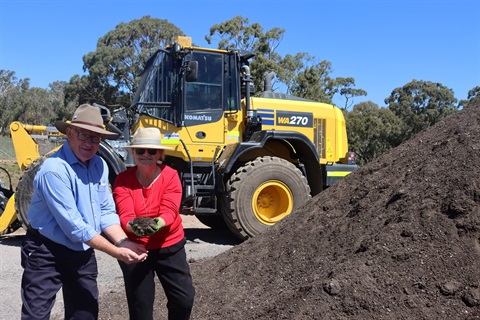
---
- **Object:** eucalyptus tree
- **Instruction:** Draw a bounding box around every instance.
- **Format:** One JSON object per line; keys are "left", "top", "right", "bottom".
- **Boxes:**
{"left": 47, "top": 81, "right": 69, "bottom": 124}
{"left": 0, "top": 70, "right": 30, "bottom": 134}
{"left": 345, "top": 101, "right": 403, "bottom": 164}
{"left": 276, "top": 52, "right": 312, "bottom": 94}
{"left": 17, "top": 87, "right": 52, "bottom": 125}
{"left": 206, "top": 16, "right": 366, "bottom": 106}
{"left": 206, "top": 16, "right": 285, "bottom": 91}
{"left": 80, "top": 15, "right": 184, "bottom": 108}
{"left": 0, "top": 70, "right": 18, "bottom": 98}
{"left": 459, "top": 86, "right": 480, "bottom": 109}
{"left": 0, "top": 70, "right": 69, "bottom": 132}
{"left": 385, "top": 80, "right": 458, "bottom": 141}
{"left": 288, "top": 60, "right": 336, "bottom": 103}
{"left": 337, "top": 77, "right": 367, "bottom": 110}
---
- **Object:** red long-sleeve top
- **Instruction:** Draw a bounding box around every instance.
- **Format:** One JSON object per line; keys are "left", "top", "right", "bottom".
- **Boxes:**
{"left": 113, "top": 164, "right": 184, "bottom": 250}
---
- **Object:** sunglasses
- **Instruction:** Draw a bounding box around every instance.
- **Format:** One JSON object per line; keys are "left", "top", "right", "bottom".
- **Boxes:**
{"left": 135, "top": 148, "right": 158, "bottom": 155}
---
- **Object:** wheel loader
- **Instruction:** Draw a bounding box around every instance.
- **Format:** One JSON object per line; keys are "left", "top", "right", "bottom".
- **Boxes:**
{"left": 0, "top": 36, "right": 358, "bottom": 240}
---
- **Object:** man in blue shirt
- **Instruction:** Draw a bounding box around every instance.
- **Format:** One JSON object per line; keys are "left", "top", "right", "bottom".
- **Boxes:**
{"left": 20, "top": 104, "right": 148, "bottom": 320}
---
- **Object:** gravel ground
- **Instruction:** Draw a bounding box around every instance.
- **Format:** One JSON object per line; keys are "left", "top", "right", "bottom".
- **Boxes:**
{"left": 0, "top": 215, "right": 240, "bottom": 319}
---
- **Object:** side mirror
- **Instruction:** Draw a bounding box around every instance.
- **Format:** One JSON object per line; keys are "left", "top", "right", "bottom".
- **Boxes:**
{"left": 186, "top": 61, "right": 198, "bottom": 82}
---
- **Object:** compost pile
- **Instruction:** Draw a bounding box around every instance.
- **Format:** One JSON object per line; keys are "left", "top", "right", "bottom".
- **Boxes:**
{"left": 101, "top": 106, "right": 480, "bottom": 319}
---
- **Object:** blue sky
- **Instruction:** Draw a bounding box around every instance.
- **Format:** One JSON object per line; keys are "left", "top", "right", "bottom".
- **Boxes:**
{"left": 1, "top": 0, "right": 479, "bottom": 108}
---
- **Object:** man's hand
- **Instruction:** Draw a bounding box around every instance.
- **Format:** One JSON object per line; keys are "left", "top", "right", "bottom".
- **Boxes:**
{"left": 85, "top": 231, "right": 148, "bottom": 264}
{"left": 145, "top": 217, "right": 165, "bottom": 235}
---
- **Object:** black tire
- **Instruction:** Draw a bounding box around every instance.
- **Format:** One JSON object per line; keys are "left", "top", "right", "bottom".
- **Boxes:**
{"left": 223, "top": 156, "right": 311, "bottom": 240}
{"left": 15, "top": 155, "right": 50, "bottom": 231}
{"left": 0, "top": 185, "right": 20, "bottom": 235}
{"left": 0, "top": 190, "right": 9, "bottom": 235}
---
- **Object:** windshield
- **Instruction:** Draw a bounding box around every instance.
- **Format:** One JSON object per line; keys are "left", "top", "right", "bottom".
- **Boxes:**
{"left": 185, "top": 52, "right": 223, "bottom": 111}
{"left": 132, "top": 50, "right": 176, "bottom": 123}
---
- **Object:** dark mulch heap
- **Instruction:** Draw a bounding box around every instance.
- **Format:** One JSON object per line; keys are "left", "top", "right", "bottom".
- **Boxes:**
{"left": 101, "top": 106, "right": 480, "bottom": 320}
{"left": 130, "top": 217, "right": 156, "bottom": 228}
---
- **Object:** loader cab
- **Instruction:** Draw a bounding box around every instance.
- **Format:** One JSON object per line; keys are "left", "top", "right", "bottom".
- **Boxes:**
{"left": 131, "top": 46, "right": 243, "bottom": 128}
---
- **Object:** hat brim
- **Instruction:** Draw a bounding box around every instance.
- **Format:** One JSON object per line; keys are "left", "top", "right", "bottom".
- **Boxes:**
{"left": 55, "top": 121, "right": 119, "bottom": 139}
{"left": 122, "top": 144, "right": 174, "bottom": 150}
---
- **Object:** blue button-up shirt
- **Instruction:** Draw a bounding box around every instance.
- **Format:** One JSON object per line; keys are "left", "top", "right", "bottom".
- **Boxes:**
{"left": 28, "top": 142, "right": 120, "bottom": 251}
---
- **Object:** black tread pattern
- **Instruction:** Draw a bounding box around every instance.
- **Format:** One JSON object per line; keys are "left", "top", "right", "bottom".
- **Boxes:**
{"left": 223, "top": 156, "right": 311, "bottom": 240}
{"left": 15, "top": 155, "right": 50, "bottom": 230}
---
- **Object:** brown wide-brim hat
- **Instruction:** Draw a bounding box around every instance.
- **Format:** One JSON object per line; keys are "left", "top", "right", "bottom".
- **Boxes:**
{"left": 55, "top": 104, "right": 119, "bottom": 138}
{"left": 122, "top": 127, "right": 173, "bottom": 150}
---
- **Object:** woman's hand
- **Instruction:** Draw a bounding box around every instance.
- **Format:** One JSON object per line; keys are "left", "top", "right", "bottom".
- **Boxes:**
{"left": 145, "top": 217, "right": 165, "bottom": 235}
{"left": 128, "top": 217, "right": 165, "bottom": 236}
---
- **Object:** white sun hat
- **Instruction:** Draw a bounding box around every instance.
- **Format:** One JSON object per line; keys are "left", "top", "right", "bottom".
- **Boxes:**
{"left": 122, "top": 127, "right": 173, "bottom": 150}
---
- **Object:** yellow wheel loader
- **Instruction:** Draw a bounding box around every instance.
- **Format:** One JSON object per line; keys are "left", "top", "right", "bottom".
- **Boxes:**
{"left": 0, "top": 36, "right": 358, "bottom": 240}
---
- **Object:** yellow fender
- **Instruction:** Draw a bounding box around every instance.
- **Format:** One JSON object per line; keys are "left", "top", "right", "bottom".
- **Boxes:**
{"left": 0, "top": 195, "right": 18, "bottom": 233}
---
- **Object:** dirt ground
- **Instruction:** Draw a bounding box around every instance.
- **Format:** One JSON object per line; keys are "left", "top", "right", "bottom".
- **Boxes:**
{"left": 99, "top": 106, "right": 480, "bottom": 319}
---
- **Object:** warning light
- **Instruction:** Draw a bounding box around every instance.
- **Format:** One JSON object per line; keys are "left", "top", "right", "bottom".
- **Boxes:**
{"left": 347, "top": 152, "right": 356, "bottom": 165}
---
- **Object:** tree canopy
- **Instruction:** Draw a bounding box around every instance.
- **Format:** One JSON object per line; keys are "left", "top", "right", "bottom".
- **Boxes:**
{"left": 206, "top": 16, "right": 285, "bottom": 93}
{"left": 345, "top": 101, "right": 403, "bottom": 164}
{"left": 459, "top": 86, "right": 480, "bottom": 108}
{"left": 206, "top": 16, "right": 367, "bottom": 106}
{"left": 385, "top": 80, "right": 458, "bottom": 141}
{"left": 75, "top": 16, "right": 185, "bottom": 108}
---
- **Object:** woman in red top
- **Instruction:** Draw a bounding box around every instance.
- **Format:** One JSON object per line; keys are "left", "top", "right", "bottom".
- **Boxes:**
{"left": 113, "top": 127, "right": 195, "bottom": 320}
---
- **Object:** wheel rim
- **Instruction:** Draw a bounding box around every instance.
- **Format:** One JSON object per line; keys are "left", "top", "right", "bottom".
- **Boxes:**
{"left": 252, "top": 180, "right": 293, "bottom": 225}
